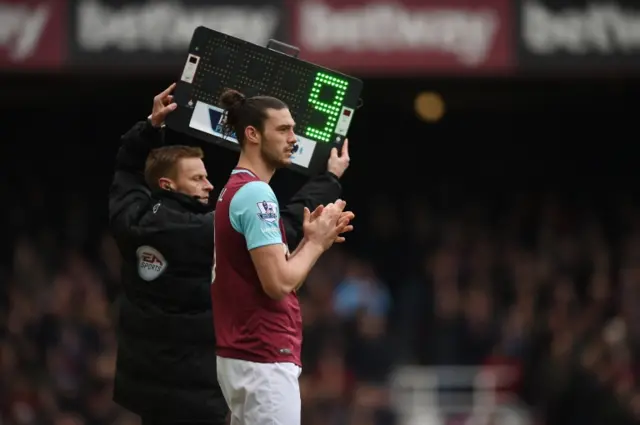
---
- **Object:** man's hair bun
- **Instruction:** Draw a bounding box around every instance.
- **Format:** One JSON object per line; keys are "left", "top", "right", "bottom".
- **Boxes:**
{"left": 219, "top": 89, "right": 245, "bottom": 111}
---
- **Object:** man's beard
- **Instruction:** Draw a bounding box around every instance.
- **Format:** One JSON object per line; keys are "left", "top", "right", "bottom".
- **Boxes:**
{"left": 260, "top": 143, "right": 287, "bottom": 169}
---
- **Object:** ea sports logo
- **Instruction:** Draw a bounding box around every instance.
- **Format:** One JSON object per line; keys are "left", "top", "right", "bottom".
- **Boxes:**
{"left": 136, "top": 245, "right": 167, "bottom": 281}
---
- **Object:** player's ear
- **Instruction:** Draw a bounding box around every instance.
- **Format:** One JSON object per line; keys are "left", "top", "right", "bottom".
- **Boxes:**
{"left": 244, "top": 126, "right": 261, "bottom": 145}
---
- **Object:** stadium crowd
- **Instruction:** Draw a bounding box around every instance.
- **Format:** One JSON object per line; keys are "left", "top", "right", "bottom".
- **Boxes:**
{"left": 2, "top": 183, "right": 640, "bottom": 425}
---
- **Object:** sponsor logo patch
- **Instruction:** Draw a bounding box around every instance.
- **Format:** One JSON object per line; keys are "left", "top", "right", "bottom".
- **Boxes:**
{"left": 136, "top": 245, "right": 167, "bottom": 281}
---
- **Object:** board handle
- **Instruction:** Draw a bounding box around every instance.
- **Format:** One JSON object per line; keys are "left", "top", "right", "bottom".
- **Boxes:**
{"left": 267, "top": 39, "right": 300, "bottom": 58}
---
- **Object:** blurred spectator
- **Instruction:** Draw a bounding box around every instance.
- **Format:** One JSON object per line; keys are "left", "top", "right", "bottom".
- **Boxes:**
{"left": 333, "top": 258, "right": 391, "bottom": 320}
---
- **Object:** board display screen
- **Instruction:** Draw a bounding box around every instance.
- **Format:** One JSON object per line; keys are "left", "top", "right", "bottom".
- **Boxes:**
{"left": 165, "top": 26, "right": 363, "bottom": 176}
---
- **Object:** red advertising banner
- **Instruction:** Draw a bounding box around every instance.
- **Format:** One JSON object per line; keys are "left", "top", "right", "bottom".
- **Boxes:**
{"left": 288, "top": 0, "right": 514, "bottom": 75}
{"left": 0, "top": 0, "right": 66, "bottom": 70}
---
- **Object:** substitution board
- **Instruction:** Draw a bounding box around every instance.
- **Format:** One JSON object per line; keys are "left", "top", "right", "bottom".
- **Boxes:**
{"left": 165, "top": 26, "right": 363, "bottom": 176}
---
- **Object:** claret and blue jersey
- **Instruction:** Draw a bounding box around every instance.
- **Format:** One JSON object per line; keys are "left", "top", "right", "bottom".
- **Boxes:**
{"left": 211, "top": 168, "right": 303, "bottom": 366}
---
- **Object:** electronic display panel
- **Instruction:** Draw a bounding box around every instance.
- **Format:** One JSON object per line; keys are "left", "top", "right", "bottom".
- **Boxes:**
{"left": 166, "top": 26, "right": 363, "bottom": 176}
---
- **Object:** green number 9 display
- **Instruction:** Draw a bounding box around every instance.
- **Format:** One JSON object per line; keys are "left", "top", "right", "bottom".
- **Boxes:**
{"left": 305, "top": 72, "right": 349, "bottom": 143}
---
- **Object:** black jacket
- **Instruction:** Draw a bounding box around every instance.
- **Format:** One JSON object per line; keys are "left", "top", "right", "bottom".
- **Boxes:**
{"left": 109, "top": 120, "right": 342, "bottom": 423}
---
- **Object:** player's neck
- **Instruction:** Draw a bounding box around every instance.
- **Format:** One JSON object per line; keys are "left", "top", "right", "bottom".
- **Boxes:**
{"left": 236, "top": 154, "right": 276, "bottom": 183}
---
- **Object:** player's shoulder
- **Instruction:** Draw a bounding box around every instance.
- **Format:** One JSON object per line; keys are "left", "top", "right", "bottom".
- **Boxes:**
{"left": 227, "top": 180, "right": 279, "bottom": 233}
{"left": 230, "top": 181, "right": 275, "bottom": 209}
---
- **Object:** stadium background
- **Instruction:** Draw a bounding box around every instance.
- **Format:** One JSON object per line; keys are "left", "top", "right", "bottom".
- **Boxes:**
{"left": 2, "top": 0, "right": 640, "bottom": 425}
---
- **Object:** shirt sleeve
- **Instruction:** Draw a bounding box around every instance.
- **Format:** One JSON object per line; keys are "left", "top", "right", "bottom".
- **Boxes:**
{"left": 229, "top": 181, "right": 283, "bottom": 251}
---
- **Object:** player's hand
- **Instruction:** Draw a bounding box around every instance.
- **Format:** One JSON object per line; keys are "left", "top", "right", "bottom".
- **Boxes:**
{"left": 150, "top": 83, "right": 178, "bottom": 128}
{"left": 306, "top": 206, "right": 354, "bottom": 243}
{"left": 327, "top": 139, "right": 350, "bottom": 178}
{"left": 334, "top": 211, "right": 355, "bottom": 243}
{"left": 303, "top": 200, "right": 351, "bottom": 250}
{"left": 324, "top": 203, "right": 354, "bottom": 245}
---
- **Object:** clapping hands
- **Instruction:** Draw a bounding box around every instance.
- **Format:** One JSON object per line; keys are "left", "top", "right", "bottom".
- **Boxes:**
{"left": 303, "top": 200, "right": 355, "bottom": 250}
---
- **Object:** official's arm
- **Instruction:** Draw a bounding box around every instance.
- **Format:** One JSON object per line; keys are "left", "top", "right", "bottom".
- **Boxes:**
{"left": 230, "top": 181, "right": 325, "bottom": 300}
{"left": 108, "top": 120, "right": 163, "bottom": 242}
{"left": 280, "top": 172, "right": 342, "bottom": 250}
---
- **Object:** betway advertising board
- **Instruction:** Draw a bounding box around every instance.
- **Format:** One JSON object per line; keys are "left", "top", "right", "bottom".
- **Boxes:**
{"left": 516, "top": 0, "right": 640, "bottom": 71}
{"left": 66, "top": 0, "right": 288, "bottom": 69}
{"left": 287, "top": 0, "right": 515, "bottom": 75}
{"left": 4, "top": 0, "right": 640, "bottom": 75}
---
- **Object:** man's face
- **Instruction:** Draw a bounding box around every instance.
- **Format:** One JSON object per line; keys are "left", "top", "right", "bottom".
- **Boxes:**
{"left": 259, "top": 108, "right": 298, "bottom": 168}
{"left": 173, "top": 157, "right": 213, "bottom": 204}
